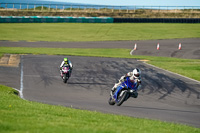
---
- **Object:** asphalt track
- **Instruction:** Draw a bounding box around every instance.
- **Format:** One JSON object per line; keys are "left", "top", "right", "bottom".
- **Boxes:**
{"left": 1, "top": 38, "right": 200, "bottom": 59}
{"left": 0, "top": 39, "right": 200, "bottom": 128}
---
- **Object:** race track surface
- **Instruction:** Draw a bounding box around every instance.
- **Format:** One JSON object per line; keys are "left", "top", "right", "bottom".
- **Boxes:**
{"left": 1, "top": 38, "right": 200, "bottom": 59}
{"left": 0, "top": 39, "right": 200, "bottom": 128}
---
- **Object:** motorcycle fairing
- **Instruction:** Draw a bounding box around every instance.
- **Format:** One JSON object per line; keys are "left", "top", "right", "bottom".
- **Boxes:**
{"left": 113, "top": 77, "right": 138, "bottom": 100}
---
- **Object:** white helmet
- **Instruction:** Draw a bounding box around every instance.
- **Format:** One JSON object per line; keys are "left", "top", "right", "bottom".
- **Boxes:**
{"left": 132, "top": 68, "right": 141, "bottom": 79}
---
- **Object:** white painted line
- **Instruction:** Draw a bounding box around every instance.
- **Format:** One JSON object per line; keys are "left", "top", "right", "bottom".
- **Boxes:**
{"left": 20, "top": 55, "right": 25, "bottom": 99}
{"left": 143, "top": 61, "right": 200, "bottom": 84}
{"left": 130, "top": 49, "right": 134, "bottom": 55}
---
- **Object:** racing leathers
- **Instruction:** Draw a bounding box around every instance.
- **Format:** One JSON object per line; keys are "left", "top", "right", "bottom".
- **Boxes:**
{"left": 111, "top": 71, "right": 141, "bottom": 98}
{"left": 60, "top": 60, "right": 73, "bottom": 77}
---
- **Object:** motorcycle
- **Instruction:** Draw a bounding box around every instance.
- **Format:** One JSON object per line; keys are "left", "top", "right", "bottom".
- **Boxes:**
{"left": 60, "top": 65, "right": 71, "bottom": 83}
{"left": 108, "top": 77, "right": 139, "bottom": 106}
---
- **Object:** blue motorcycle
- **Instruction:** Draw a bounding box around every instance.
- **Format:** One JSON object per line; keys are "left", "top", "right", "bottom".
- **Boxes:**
{"left": 108, "top": 77, "right": 139, "bottom": 106}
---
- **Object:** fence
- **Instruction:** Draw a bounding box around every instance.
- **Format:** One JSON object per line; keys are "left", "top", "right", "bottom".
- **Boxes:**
{"left": 0, "top": 3, "right": 200, "bottom": 18}
{"left": 1, "top": 3, "right": 200, "bottom": 13}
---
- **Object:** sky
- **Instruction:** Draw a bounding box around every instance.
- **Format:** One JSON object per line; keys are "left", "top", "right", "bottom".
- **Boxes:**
{"left": 42, "top": 0, "right": 200, "bottom": 6}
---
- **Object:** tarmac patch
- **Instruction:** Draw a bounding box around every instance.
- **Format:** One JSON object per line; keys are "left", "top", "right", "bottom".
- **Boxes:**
{"left": 0, "top": 54, "right": 20, "bottom": 67}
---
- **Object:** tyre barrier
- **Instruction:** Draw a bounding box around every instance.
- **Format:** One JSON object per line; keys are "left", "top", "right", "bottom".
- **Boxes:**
{"left": 113, "top": 18, "right": 200, "bottom": 23}
{"left": 1, "top": 16, "right": 200, "bottom": 23}
{"left": 0, "top": 16, "right": 114, "bottom": 23}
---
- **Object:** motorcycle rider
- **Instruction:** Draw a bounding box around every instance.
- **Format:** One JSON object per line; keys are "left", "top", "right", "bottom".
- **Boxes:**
{"left": 110, "top": 68, "right": 142, "bottom": 98}
{"left": 60, "top": 57, "right": 73, "bottom": 77}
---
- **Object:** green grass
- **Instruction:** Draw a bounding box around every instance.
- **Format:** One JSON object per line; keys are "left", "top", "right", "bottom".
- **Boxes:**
{"left": 149, "top": 61, "right": 200, "bottom": 81}
{"left": 0, "top": 47, "right": 200, "bottom": 81}
{"left": 0, "top": 23, "right": 200, "bottom": 42}
{"left": 1, "top": 85, "right": 200, "bottom": 133}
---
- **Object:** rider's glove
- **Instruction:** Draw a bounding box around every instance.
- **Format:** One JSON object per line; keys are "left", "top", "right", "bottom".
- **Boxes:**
{"left": 119, "top": 76, "right": 125, "bottom": 82}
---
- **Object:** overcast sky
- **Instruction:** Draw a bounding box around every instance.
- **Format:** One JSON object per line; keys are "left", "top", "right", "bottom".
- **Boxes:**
{"left": 43, "top": 0, "right": 200, "bottom": 6}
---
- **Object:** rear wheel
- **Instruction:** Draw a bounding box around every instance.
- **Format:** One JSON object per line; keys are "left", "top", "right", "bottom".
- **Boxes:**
{"left": 116, "top": 90, "right": 128, "bottom": 106}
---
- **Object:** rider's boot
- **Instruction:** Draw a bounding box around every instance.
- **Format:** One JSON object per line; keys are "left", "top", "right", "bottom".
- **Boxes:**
{"left": 110, "top": 86, "right": 116, "bottom": 98}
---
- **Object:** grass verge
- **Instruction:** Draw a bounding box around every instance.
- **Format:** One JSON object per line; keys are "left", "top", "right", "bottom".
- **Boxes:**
{"left": 0, "top": 47, "right": 200, "bottom": 81}
{"left": 1, "top": 85, "right": 200, "bottom": 133}
{"left": 0, "top": 23, "right": 200, "bottom": 42}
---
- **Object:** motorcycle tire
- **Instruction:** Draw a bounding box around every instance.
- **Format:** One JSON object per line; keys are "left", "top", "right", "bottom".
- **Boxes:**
{"left": 108, "top": 97, "right": 115, "bottom": 105}
{"left": 63, "top": 74, "right": 68, "bottom": 83}
{"left": 116, "top": 90, "right": 128, "bottom": 106}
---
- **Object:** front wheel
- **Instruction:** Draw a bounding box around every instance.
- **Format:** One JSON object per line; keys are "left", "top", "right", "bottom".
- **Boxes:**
{"left": 62, "top": 73, "right": 68, "bottom": 83}
{"left": 108, "top": 96, "right": 115, "bottom": 105}
{"left": 116, "top": 90, "right": 128, "bottom": 106}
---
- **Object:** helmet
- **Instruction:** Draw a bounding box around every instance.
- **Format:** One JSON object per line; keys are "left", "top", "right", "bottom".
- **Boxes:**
{"left": 132, "top": 68, "right": 141, "bottom": 79}
{"left": 64, "top": 58, "right": 68, "bottom": 62}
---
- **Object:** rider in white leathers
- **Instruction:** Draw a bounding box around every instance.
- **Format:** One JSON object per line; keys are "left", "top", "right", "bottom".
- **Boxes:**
{"left": 60, "top": 57, "right": 73, "bottom": 77}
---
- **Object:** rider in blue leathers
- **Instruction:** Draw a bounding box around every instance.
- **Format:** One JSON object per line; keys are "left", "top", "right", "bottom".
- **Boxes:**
{"left": 111, "top": 68, "right": 142, "bottom": 98}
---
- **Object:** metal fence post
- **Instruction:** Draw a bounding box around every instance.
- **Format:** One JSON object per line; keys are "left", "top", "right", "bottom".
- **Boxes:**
{"left": 192, "top": 6, "right": 193, "bottom": 14}
{"left": 167, "top": 6, "right": 168, "bottom": 13}
{"left": 134, "top": 6, "right": 136, "bottom": 13}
